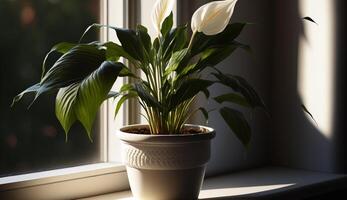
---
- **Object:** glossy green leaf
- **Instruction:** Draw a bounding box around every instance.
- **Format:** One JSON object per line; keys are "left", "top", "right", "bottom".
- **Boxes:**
{"left": 220, "top": 107, "right": 251, "bottom": 147}
{"left": 214, "top": 93, "right": 251, "bottom": 107}
{"left": 191, "top": 23, "right": 247, "bottom": 55}
{"left": 107, "top": 91, "right": 120, "bottom": 99}
{"left": 55, "top": 83, "right": 79, "bottom": 139}
{"left": 79, "top": 24, "right": 144, "bottom": 62}
{"left": 12, "top": 44, "right": 106, "bottom": 107}
{"left": 55, "top": 61, "right": 123, "bottom": 141}
{"left": 42, "top": 42, "right": 76, "bottom": 78}
{"left": 102, "top": 42, "right": 135, "bottom": 62}
{"left": 213, "top": 72, "right": 266, "bottom": 110}
{"left": 164, "top": 48, "right": 189, "bottom": 77}
{"left": 162, "top": 25, "right": 188, "bottom": 60}
{"left": 115, "top": 92, "right": 138, "bottom": 118}
{"left": 134, "top": 83, "right": 161, "bottom": 108}
{"left": 169, "top": 79, "right": 213, "bottom": 110}
{"left": 119, "top": 66, "right": 138, "bottom": 78}
{"left": 161, "top": 12, "right": 173, "bottom": 37}
{"left": 137, "top": 25, "right": 152, "bottom": 56}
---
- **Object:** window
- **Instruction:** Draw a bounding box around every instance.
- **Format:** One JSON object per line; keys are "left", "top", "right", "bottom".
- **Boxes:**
{"left": 0, "top": 0, "right": 128, "bottom": 199}
{"left": 0, "top": 0, "right": 102, "bottom": 178}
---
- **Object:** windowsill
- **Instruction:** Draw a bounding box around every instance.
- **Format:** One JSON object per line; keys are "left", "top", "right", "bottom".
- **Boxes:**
{"left": 0, "top": 163, "right": 129, "bottom": 200}
{"left": 81, "top": 166, "right": 347, "bottom": 200}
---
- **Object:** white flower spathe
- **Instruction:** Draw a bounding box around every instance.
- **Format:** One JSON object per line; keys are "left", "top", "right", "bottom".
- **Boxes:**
{"left": 151, "top": 0, "right": 175, "bottom": 34}
{"left": 191, "top": 0, "right": 238, "bottom": 36}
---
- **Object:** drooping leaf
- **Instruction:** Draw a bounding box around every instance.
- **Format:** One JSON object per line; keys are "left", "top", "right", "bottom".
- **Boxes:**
{"left": 169, "top": 79, "right": 213, "bottom": 110}
{"left": 12, "top": 44, "right": 106, "bottom": 107}
{"left": 11, "top": 83, "right": 41, "bottom": 108}
{"left": 213, "top": 72, "right": 266, "bottom": 110}
{"left": 214, "top": 93, "right": 251, "bottom": 107}
{"left": 102, "top": 42, "right": 135, "bottom": 63}
{"left": 55, "top": 83, "right": 79, "bottom": 139}
{"left": 55, "top": 61, "right": 123, "bottom": 141}
{"left": 220, "top": 107, "right": 251, "bottom": 147}
{"left": 42, "top": 42, "right": 76, "bottom": 78}
{"left": 119, "top": 66, "right": 138, "bottom": 78}
{"left": 115, "top": 92, "right": 138, "bottom": 118}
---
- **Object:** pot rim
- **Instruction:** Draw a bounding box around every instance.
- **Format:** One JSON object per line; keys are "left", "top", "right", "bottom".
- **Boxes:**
{"left": 117, "top": 124, "right": 215, "bottom": 144}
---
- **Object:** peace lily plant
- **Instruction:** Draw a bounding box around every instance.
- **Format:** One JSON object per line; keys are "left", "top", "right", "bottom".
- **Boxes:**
{"left": 12, "top": 0, "right": 269, "bottom": 199}
{"left": 13, "top": 0, "right": 264, "bottom": 147}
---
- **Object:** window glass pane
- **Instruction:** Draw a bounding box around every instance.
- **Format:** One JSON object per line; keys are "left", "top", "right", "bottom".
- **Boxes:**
{"left": 0, "top": 0, "right": 101, "bottom": 177}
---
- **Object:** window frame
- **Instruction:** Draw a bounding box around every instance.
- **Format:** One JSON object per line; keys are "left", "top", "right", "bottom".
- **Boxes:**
{"left": 0, "top": 0, "right": 133, "bottom": 199}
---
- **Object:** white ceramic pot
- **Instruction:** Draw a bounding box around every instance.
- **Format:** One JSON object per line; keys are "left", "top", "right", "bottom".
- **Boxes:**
{"left": 117, "top": 124, "right": 215, "bottom": 200}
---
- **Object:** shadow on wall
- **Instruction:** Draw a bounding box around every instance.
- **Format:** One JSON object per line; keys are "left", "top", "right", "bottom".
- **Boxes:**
{"left": 272, "top": 0, "right": 343, "bottom": 173}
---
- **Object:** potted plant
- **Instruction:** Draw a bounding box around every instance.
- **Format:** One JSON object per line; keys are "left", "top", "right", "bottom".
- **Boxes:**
{"left": 12, "top": 0, "right": 267, "bottom": 199}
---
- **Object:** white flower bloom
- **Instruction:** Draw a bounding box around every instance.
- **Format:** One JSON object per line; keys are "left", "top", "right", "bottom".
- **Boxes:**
{"left": 191, "top": 0, "right": 238, "bottom": 35}
{"left": 151, "top": 0, "right": 175, "bottom": 34}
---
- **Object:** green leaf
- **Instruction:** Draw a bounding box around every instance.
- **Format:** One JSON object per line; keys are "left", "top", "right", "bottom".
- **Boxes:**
{"left": 169, "top": 79, "right": 213, "bottom": 110}
{"left": 55, "top": 61, "right": 123, "bottom": 141}
{"left": 11, "top": 83, "right": 41, "bottom": 108}
{"left": 119, "top": 67, "right": 138, "bottom": 78}
{"left": 164, "top": 48, "right": 189, "bottom": 77}
{"left": 55, "top": 83, "right": 79, "bottom": 139}
{"left": 134, "top": 83, "right": 161, "bottom": 108}
{"left": 163, "top": 25, "right": 188, "bottom": 60}
{"left": 182, "top": 43, "right": 239, "bottom": 75}
{"left": 102, "top": 42, "right": 135, "bottom": 62}
{"left": 191, "top": 23, "right": 247, "bottom": 55}
{"left": 136, "top": 25, "right": 152, "bottom": 60}
{"left": 214, "top": 93, "right": 251, "bottom": 107}
{"left": 42, "top": 42, "right": 76, "bottom": 78}
{"left": 12, "top": 44, "right": 106, "bottom": 107}
{"left": 213, "top": 72, "right": 266, "bottom": 110}
{"left": 220, "top": 107, "right": 251, "bottom": 147}
{"left": 115, "top": 92, "right": 138, "bottom": 118}
{"left": 79, "top": 24, "right": 144, "bottom": 62}
{"left": 115, "top": 28, "right": 144, "bottom": 62}
{"left": 161, "top": 12, "right": 173, "bottom": 37}
{"left": 107, "top": 91, "right": 120, "bottom": 99}
{"left": 120, "top": 83, "right": 135, "bottom": 93}
{"left": 153, "top": 38, "right": 160, "bottom": 51}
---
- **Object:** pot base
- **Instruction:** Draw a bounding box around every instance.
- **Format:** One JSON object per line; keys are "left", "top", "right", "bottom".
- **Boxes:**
{"left": 127, "top": 166, "right": 206, "bottom": 200}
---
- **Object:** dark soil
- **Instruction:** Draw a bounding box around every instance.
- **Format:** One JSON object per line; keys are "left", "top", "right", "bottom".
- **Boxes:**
{"left": 123, "top": 126, "right": 208, "bottom": 135}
